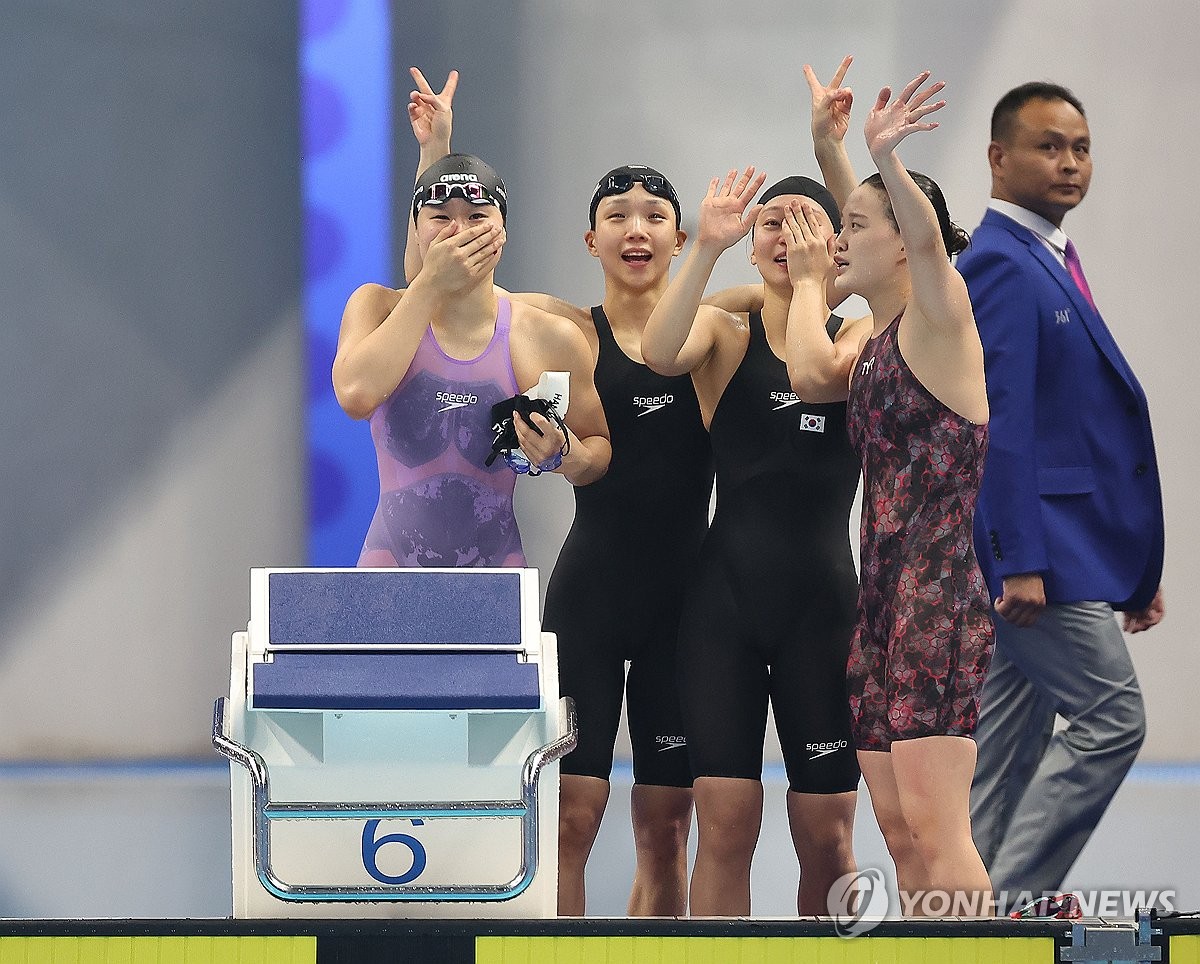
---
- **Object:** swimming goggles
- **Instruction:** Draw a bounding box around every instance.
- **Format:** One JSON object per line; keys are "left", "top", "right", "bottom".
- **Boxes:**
{"left": 591, "top": 172, "right": 681, "bottom": 224}
{"left": 1009, "top": 893, "right": 1082, "bottom": 920}
{"left": 414, "top": 180, "right": 503, "bottom": 213}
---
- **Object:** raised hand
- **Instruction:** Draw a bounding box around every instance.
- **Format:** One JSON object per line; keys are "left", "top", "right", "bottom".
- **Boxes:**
{"left": 408, "top": 67, "right": 458, "bottom": 149}
{"left": 420, "top": 221, "right": 504, "bottom": 296}
{"left": 863, "top": 71, "right": 946, "bottom": 160}
{"left": 805, "top": 56, "right": 854, "bottom": 145}
{"left": 696, "top": 167, "right": 768, "bottom": 253}
{"left": 784, "top": 201, "right": 834, "bottom": 289}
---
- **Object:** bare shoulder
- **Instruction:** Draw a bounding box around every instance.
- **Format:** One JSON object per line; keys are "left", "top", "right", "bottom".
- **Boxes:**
{"left": 508, "top": 302, "right": 594, "bottom": 392}
{"left": 834, "top": 312, "right": 873, "bottom": 344}
{"left": 703, "top": 282, "right": 765, "bottom": 314}
{"left": 511, "top": 300, "right": 586, "bottom": 339}
{"left": 700, "top": 304, "right": 750, "bottom": 342}
{"left": 691, "top": 305, "right": 750, "bottom": 386}
{"left": 503, "top": 289, "right": 590, "bottom": 330}
{"left": 346, "top": 282, "right": 403, "bottom": 314}
{"left": 510, "top": 301, "right": 591, "bottom": 357}
{"left": 339, "top": 284, "right": 404, "bottom": 342}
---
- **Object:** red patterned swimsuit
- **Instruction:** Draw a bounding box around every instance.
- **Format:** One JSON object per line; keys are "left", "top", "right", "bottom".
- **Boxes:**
{"left": 845, "top": 314, "right": 993, "bottom": 751}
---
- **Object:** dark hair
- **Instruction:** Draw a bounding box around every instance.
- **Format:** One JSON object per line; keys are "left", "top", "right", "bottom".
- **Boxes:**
{"left": 991, "top": 82, "right": 1086, "bottom": 143}
{"left": 862, "top": 171, "right": 970, "bottom": 257}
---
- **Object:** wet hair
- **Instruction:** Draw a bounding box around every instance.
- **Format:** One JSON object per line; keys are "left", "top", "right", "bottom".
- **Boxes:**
{"left": 991, "top": 82, "right": 1086, "bottom": 144}
{"left": 412, "top": 153, "right": 508, "bottom": 223}
{"left": 756, "top": 175, "right": 841, "bottom": 233}
{"left": 589, "top": 165, "right": 682, "bottom": 229}
{"left": 861, "top": 171, "right": 970, "bottom": 258}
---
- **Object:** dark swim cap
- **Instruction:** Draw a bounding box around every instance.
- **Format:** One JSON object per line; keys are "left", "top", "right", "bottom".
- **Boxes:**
{"left": 413, "top": 153, "right": 508, "bottom": 223}
{"left": 757, "top": 176, "right": 841, "bottom": 233}
{"left": 589, "top": 165, "right": 682, "bottom": 229}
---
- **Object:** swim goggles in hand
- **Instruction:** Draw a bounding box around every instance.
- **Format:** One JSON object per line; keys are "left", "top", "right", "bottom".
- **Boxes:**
{"left": 485, "top": 393, "right": 570, "bottom": 476}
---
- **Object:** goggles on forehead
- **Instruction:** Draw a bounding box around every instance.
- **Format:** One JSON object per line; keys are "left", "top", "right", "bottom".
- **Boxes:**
{"left": 597, "top": 172, "right": 674, "bottom": 197}
{"left": 414, "top": 180, "right": 502, "bottom": 214}
{"left": 591, "top": 171, "right": 681, "bottom": 224}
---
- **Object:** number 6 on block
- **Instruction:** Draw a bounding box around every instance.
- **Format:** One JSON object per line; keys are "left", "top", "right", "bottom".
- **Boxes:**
{"left": 361, "top": 819, "right": 427, "bottom": 885}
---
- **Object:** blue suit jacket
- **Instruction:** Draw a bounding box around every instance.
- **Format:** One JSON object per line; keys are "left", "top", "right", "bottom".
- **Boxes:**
{"left": 958, "top": 208, "right": 1163, "bottom": 610}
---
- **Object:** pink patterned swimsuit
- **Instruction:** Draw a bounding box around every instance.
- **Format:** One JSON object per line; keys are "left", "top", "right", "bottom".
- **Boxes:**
{"left": 358, "top": 298, "right": 524, "bottom": 568}
{"left": 845, "top": 314, "right": 993, "bottom": 751}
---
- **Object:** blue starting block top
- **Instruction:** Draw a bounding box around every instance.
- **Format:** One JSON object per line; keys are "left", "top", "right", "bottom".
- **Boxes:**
{"left": 266, "top": 570, "right": 523, "bottom": 648}
{"left": 250, "top": 569, "right": 540, "bottom": 711}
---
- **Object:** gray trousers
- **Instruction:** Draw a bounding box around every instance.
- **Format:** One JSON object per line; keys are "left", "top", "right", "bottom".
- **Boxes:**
{"left": 969, "top": 601, "right": 1145, "bottom": 896}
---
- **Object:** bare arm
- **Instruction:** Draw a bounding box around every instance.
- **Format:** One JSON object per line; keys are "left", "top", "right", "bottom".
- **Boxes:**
{"left": 782, "top": 201, "right": 866, "bottom": 401}
{"left": 511, "top": 308, "right": 610, "bottom": 485}
{"left": 333, "top": 220, "right": 502, "bottom": 418}
{"left": 642, "top": 248, "right": 729, "bottom": 377}
{"left": 502, "top": 289, "right": 588, "bottom": 327}
{"left": 805, "top": 56, "right": 859, "bottom": 210}
{"left": 864, "top": 74, "right": 973, "bottom": 337}
{"left": 332, "top": 283, "right": 422, "bottom": 420}
{"left": 702, "top": 283, "right": 764, "bottom": 314}
{"left": 403, "top": 67, "right": 457, "bottom": 284}
{"left": 643, "top": 167, "right": 766, "bottom": 376}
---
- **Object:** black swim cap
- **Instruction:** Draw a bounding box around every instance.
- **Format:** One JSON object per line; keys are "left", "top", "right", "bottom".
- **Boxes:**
{"left": 757, "top": 176, "right": 841, "bottom": 233}
{"left": 413, "top": 153, "right": 508, "bottom": 223}
{"left": 589, "top": 165, "right": 682, "bottom": 229}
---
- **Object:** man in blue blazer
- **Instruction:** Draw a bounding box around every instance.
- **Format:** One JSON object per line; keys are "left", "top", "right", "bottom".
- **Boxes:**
{"left": 958, "top": 81, "right": 1165, "bottom": 900}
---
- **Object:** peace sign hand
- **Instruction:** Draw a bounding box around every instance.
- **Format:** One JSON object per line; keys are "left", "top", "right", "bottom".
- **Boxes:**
{"left": 408, "top": 66, "right": 458, "bottom": 148}
{"left": 696, "top": 166, "right": 768, "bottom": 254}
{"left": 864, "top": 71, "right": 946, "bottom": 161}
{"left": 804, "top": 56, "right": 854, "bottom": 146}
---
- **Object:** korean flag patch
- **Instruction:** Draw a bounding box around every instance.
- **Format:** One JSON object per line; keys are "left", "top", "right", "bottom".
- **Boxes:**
{"left": 799, "top": 413, "right": 826, "bottom": 433}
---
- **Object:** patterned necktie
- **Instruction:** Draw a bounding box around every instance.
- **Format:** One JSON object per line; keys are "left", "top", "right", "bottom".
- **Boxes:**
{"left": 1063, "top": 239, "right": 1097, "bottom": 311}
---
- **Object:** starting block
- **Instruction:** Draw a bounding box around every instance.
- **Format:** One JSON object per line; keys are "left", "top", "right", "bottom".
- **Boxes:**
{"left": 212, "top": 567, "right": 575, "bottom": 918}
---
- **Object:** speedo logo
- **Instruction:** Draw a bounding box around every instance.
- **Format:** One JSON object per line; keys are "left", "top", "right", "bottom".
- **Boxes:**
{"left": 807, "top": 739, "right": 849, "bottom": 761}
{"left": 770, "top": 391, "right": 803, "bottom": 411}
{"left": 634, "top": 393, "right": 675, "bottom": 417}
{"left": 655, "top": 735, "right": 687, "bottom": 752}
{"left": 436, "top": 390, "right": 479, "bottom": 412}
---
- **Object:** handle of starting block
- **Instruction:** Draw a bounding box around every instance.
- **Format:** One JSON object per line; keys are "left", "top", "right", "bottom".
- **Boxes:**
{"left": 211, "top": 696, "right": 577, "bottom": 902}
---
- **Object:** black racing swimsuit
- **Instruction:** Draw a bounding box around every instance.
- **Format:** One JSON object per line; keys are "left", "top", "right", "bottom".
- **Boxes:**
{"left": 679, "top": 311, "right": 862, "bottom": 793}
{"left": 543, "top": 307, "right": 714, "bottom": 787}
